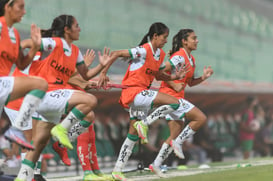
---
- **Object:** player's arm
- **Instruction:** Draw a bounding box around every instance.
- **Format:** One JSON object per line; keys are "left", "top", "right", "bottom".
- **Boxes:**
{"left": 187, "top": 66, "right": 213, "bottom": 87}
{"left": 77, "top": 47, "right": 110, "bottom": 81}
{"left": 161, "top": 60, "right": 186, "bottom": 92}
{"left": 98, "top": 49, "right": 131, "bottom": 87}
{"left": 156, "top": 61, "right": 188, "bottom": 82}
{"left": 16, "top": 24, "right": 41, "bottom": 70}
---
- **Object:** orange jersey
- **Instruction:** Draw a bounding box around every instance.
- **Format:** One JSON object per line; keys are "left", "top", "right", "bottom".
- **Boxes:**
{"left": 159, "top": 48, "right": 195, "bottom": 99}
{"left": 5, "top": 52, "right": 42, "bottom": 110}
{"left": 65, "top": 82, "right": 84, "bottom": 92}
{"left": 30, "top": 38, "right": 79, "bottom": 91}
{"left": 0, "top": 17, "right": 20, "bottom": 76}
{"left": 119, "top": 43, "right": 165, "bottom": 108}
{"left": 5, "top": 68, "right": 26, "bottom": 110}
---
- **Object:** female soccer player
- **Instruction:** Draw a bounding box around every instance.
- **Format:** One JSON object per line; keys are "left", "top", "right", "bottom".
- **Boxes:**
{"left": 149, "top": 29, "right": 213, "bottom": 177}
{"left": 53, "top": 50, "right": 112, "bottom": 181}
{"left": 15, "top": 14, "right": 110, "bottom": 181}
{"left": 0, "top": 0, "right": 48, "bottom": 150}
{"left": 98, "top": 22, "right": 196, "bottom": 181}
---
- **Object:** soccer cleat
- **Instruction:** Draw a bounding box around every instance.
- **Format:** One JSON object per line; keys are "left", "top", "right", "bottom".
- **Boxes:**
{"left": 149, "top": 163, "right": 166, "bottom": 178}
{"left": 95, "top": 173, "right": 114, "bottom": 180}
{"left": 112, "top": 172, "right": 133, "bottom": 181}
{"left": 52, "top": 141, "right": 71, "bottom": 166}
{"left": 140, "top": 138, "right": 148, "bottom": 144}
{"left": 83, "top": 173, "right": 106, "bottom": 181}
{"left": 133, "top": 121, "right": 148, "bottom": 144}
{"left": 14, "top": 178, "right": 26, "bottom": 181}
{"left": 170, "top": 140, "right": 184, "bottom": 159}
{"left": 51, "top": 124, "right": 73, "bottom": 150}
{"left": 4, "top": 126, "right": 34, "bottom": 150}
{"left": 34, "top": 174, "right": 46, "bottom": 181}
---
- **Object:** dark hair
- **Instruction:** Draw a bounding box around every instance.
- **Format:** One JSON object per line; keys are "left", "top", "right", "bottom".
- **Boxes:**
{"left": 169, "top": 29, "right": 194, "bottom": 56}
{"left": 41, "top": 14, "right": 74, "bottom": 38}
{"left": 0, "top": 0, "right": 15, "bottom": 17}
{"left": 138, "top": 22, "right": 169, "bottom": 46}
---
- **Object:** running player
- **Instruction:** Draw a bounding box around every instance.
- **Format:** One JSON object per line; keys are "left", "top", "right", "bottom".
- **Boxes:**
{"left": 15, "top": 14, "right": 111, "bottom": 181}
{"left": 53, "top": 50, "right": 112, "bottom": 181}
{"left": 149, "top": 29, "right": 213, "bottom": 177}
{"left": 0, "top": 0, "right": 48, "bottom": 150}
{"left": 98, "top": 22, "right": 192, "bottom": 181}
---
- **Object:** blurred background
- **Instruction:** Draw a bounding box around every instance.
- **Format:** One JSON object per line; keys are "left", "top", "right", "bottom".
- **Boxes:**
{"left": 2, "top": 0, "right": 273, "bottom": 178}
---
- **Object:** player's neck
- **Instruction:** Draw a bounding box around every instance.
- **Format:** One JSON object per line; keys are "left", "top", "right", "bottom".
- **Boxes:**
{"left": 183, "top": 48, "right": 191, "bottom": 59}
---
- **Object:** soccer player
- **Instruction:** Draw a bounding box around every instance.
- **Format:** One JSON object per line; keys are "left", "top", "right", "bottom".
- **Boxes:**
{"left": 0, "top": 0, "right": 48, "bottom": 150}
{"left": 149, "top": 29, "right": 213, "bottom": 177}
{"left": 53, "top": 50, "right": 112, "bottom": 181}
{"left": 98, "top": 22, "right": 194, "bottom": 181}
{"left": 15, "top": 14, "right": 111, "bottom": 181}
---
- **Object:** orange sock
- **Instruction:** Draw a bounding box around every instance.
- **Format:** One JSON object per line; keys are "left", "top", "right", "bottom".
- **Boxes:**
{"left": 77, "top": 132, "right": 92, "bottom": 171}
{"left": 89, "top": 125, "right": 100, "bottom": 171}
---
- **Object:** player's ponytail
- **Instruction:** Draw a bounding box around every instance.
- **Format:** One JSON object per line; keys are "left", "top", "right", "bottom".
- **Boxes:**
{"left": 139, "top": 22, "right": 169, "bottom": 46}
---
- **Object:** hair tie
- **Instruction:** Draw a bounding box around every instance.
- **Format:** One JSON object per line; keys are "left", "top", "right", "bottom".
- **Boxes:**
{"left": 65, "top": 15, "right": 69, "bottom": 26}
{"left": 7, "top": 0, "right": 14, "bottom": 5}
{"left": 147, "top": 35, "right": 151, "bottom": 42}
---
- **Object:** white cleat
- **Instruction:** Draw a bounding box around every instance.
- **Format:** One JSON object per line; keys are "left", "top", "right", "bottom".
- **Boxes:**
{"left": 149, "top": 163, "right": 166, "bottom": 178}
{"left": 170, "top": 140, "right": 184, "bottom": 159}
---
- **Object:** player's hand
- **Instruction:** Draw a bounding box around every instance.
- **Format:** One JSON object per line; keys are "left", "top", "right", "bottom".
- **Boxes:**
{"left": 98, "top": 73, "right": 110, "bottom": 88}
{"left": 175, "top": 63, "right": 190, "bottom": 80}
{"left": 30, "top": 24, "right": 41, "bottom": 51}
{"left": 84, "top": 49, "right": 96, "bottom": 66}
{"left": 202, "top": 66, "right": 213, "bottom": 80}
{"left": 98, "top": 47, "right": 111, "bottom": 67}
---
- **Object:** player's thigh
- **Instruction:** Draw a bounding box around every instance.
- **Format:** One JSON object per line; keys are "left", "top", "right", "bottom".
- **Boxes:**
{"left": 153, "top": 92, "right": 179, "bottom": 106}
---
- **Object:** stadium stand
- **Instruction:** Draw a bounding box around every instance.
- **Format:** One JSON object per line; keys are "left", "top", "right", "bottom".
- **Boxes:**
{"left": 3, "top": 0, "right": 273, "bottom": 179}
{"left": 15, "top": 0, "right": 273, "bottom": 83}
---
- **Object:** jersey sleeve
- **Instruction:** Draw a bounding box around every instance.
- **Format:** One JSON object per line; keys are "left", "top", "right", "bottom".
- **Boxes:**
{"left": 40, "top": 38, "right": 57, "bottom": 52}
{"left": 76, "top": 50, "right": 84, "bottom": 66}
{"left": 128, "top": 46, "right": 147, "bottom": 60}
{"left": 168, "top": 55, "right": 185, "bottom": 70}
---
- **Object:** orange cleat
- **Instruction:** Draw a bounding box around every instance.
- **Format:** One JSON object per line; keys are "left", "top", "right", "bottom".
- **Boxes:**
{"left": 52, "top": 141, "right": 71, "bottom": 166}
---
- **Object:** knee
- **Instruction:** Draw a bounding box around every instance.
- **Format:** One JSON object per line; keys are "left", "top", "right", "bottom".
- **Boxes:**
{"left": 85, "top": 111, "right": 95, "bottom": 123}
{"left": 33, "top": 77, "right": 48, "bottom": 91}
{"left": 200, "top": 113, "right": 207, "bottom": 124}
{"left": 84, "top": 94, "right": 98, "bottom": 109}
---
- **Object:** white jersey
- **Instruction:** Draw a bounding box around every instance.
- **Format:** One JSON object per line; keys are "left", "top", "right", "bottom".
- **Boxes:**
{"left": 128, "top": 42, "right": 165, "bottom": 71}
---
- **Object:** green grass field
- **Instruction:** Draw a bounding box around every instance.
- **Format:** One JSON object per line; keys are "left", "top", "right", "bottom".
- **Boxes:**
{"left": 47, "top": 157, "right": 273, "bottom": 181}
{"left": 152, "top": 165, "right": 273, "bottom": 181}
{"left": 121, "top": 157, "right": 273, "bottom": 181}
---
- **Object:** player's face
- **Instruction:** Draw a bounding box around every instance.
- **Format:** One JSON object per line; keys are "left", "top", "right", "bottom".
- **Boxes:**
{"left": 184, "top": 32, "right": 198, "bottom": 51}
{"left": 68, "top": 18, "right": 81, "bottom": 41}
{"left": 7, "top": 0, "right": 26, "bottom": 24}
{"left": 155, "top": 31, "right": 169, "bottom": 48}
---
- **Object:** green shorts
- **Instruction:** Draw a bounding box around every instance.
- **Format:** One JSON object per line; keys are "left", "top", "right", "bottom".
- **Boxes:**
{"left": 241, "top": 140, "right": 254, "bottom": 152}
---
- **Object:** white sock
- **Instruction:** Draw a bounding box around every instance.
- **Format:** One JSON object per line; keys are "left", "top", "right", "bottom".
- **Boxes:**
{"left": 34, "top": 155, "right": 43, "bottom": 174}
{"left": 113, "top": 138, "right": 137, "bottom": 172}
{"left": 153, "top": 142, "right": 173, "bottom": 167}
{"left": 17, "top": 162, "right": 34, "bottom": 181}
{"left": 175, "top": 125, "right": 196, "bottom": 145}
{"left": 143, "top": 104, "right": 179, "bottom": 125}
{"left": 68, "top": 122, "right": 88, "bottom": 142}
{"left": 21, "top": 152, "right": 27, "bottom": 161}
{"left": 60, "top": 110, "right": 82, "bottom": 130}
{"left": 14, "top": 94, "right": 43, "bottom": 130}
